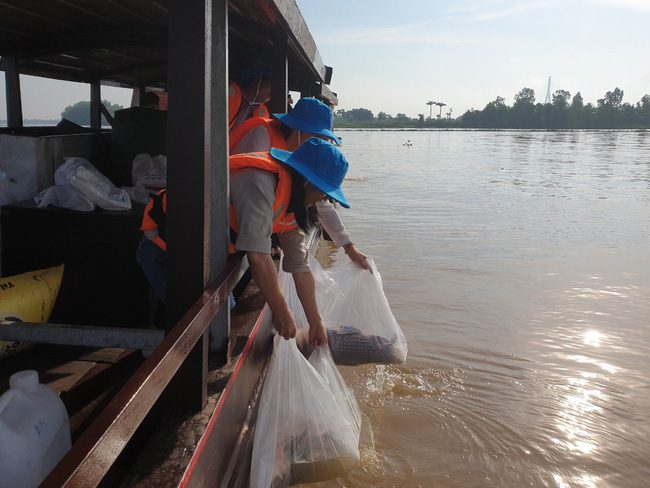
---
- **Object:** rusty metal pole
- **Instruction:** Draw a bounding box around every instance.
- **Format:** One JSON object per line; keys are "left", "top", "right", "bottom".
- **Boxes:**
{"left": 166, "top": 0, "right": 229, "bottom": 410}
{"left": 4, "top": 55, "right": 23, "bottom": 129}
{"left": 269, "top": 29, "right": 288, "bottom": 114}
{"left": 90, "top": 81, "right": 101, "bottom": 129}
{"left": 206, "top": 0, "right": 231, "bottom": 364}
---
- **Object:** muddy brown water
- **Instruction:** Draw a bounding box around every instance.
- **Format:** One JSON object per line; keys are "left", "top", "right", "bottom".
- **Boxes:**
{"left": 301, "top": 129, "right": 650, "bottom": 488}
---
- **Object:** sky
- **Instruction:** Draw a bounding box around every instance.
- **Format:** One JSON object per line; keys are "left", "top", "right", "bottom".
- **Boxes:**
{"left": 1, "top": 0, "right": 649, "bottom": 121}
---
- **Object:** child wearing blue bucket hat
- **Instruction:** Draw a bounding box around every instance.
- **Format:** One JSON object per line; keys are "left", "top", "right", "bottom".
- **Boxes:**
{"left": 229, "top": 138, "right": 351, "bottom": 346}
{"left": 229, "top": 97, "right": 371, "bottom": 273}
{"left": 230, "top": 97, "right": 340, "bottom": 154}
{"left": 273, "top": 97, "right": 341, "bottom": 145}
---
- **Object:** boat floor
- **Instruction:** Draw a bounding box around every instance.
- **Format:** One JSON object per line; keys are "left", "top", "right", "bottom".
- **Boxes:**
{"left": 0, "top": 278, "right": 267, "bottom": 488}
{"left": 118, "top": 282, "right": 268, "bottom": 488}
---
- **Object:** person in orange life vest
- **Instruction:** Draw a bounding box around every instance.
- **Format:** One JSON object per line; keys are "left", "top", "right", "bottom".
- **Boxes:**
{"left": 229, "top": 97, "right": 371, "bottom": 272}
{"left": 136, "top": 190, "right": 236, "bottom": 310}
{"left": 136, "top": 189, "right": 167, "bottom": 304}
{"left": 230, "top": 138, "right": 350, "bottom": 345}
{"left": 229, "top": 69, "right": 271, "bottom": 132}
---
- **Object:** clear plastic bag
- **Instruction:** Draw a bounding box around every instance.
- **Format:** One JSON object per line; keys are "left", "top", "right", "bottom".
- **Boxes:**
{"left": 250, "top": 335, "right": 360, "bottom": 488}
{"left": 35, "top": 185, "right": 95, "bottom": 212}
{"left": 54, "top": 157, "right": 96, "bottom": 186}
{"left": 131, "top": 153, "right": 167, "bottom": 188}
{"left": 282, "top": 255, "right": 408, "bottom": 366}
{"left": 50, "top": 157, "right": 131, "bottom": 211}
{"left": 68, "top": 165, "right": 131, "bottom": 210}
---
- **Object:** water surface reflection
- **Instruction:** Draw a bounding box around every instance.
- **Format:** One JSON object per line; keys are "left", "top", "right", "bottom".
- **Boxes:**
{"left": 302, "top": 130, "right": 650, "bottom": 488}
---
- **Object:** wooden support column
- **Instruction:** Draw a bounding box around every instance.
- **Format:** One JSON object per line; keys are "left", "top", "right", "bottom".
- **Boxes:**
{"left": 206, "top": 0, "right": 231, "bottom": 363}
{"left": 166, "top": 0, "right": 229, "bottom": 410}
{"left": 269, "top": 29, "right": 288, "bottom": 114}
{"left": 90, "top": 81, "right": 101, "bottom": 129}
{"left": 4, "top": 55, "right": 23, "bottom": 129}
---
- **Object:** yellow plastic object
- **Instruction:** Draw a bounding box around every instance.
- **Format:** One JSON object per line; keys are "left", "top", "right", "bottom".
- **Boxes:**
{"left": 0, "top": 264, "right": 64, "bottom": 359}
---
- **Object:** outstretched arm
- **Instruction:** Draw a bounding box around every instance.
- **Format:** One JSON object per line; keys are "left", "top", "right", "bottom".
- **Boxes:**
{"left": 247, "top": 251, "right": 296, "bottom": 340}
{"left": 292, "top": 271, "right": 328, "bottom": 347}
{"left": 343, "top": 241, "right": 371, "bottom": 273}
{"left": 318, "top": 200, "right": 371, "bottom": 272}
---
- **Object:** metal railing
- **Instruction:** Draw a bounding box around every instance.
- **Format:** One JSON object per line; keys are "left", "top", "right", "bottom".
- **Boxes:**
{"left": 37, "top": 256, "right": 249, "bottom": 488}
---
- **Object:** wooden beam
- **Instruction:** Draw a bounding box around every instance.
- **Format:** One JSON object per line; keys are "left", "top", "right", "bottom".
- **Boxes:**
{"left": 267, "top": 0, "right": 328, "bottom": 82}
{"left": 166, "top": 0, "right": 208, "bottom": 413}
{"left": 90, "top": 81, "right": 101, "bottom": 129}
{"left": 269, "top": 28, "right": 288, "bottom": 114}
{"left": 6, "top": 29, "right": 167, "bottom": 62}
{"left": 206, "top": 0, "right": 231, "bottom": 362}
{"left": 4, "top": 55, "right": 23, "bottom": 128}
{"left": 300, "top": 80, "right": 338, "bottom": 106}
{"left": 166, "top": 0, "right": 230, "bottom": 409}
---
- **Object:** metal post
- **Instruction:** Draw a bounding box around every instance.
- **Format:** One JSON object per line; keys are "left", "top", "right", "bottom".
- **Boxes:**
{"left": 4, "top": 55, "right": 23, "bottom": 129}
{"left": 166, "top": 0, "right": 229, "bottom": 410}
{"left": 90, "top": 81, "right": 101, "bottom": 129}
{"left": 269, "top": 29, "right": 288, "bottom": 114}
{"left": 206, "top": 0, "right": 231, "bottom": 362}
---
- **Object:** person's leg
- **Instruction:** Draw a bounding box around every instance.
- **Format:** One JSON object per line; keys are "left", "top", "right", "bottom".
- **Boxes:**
{"left": 136, "top": 238, "right": 166, "bottom": 304}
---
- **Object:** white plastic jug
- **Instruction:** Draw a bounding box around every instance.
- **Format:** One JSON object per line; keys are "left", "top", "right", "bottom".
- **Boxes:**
{"left": 0, "top": 370, "right": 72, "bottom": 488}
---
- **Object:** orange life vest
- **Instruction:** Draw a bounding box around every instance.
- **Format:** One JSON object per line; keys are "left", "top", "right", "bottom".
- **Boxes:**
{"left": 229, "top": 152, "right": 297, "bottom": 253}
{"left": 228, "top": 81, "right": 269, "bottom": 131}
{"left": 229, "top": 117, "right": 289, "bottom": 153}
{"left": 140, "top": 189, "right": 167, "bottom": 251}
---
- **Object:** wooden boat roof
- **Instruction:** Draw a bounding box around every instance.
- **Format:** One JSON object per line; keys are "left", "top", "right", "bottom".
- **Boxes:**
{"left": 0, "top": 0, "right": 336, "bottom": 101}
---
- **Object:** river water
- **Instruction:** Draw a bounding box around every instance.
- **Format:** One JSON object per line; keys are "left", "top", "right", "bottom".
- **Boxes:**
{"left": 308, "top": 129, "right": 650, "bottom": 488}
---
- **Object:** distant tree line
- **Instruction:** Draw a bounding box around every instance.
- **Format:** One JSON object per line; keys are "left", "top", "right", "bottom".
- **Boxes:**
{"left": 334, "top": 87, "right": 650, "bottom": 129}
{"left": 60, "top": 100, "right": 124, "bottom": 126}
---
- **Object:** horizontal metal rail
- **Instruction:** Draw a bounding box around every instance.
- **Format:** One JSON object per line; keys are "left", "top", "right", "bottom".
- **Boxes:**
{"left": 39, "top": 256, "right": 249, "bottom": 488}
{"left": 0, "top": 322, "right": 164, "bottom": 351}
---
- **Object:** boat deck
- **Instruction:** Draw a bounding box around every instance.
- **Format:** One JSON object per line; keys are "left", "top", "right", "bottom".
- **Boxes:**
{"left": 0, "top": 275, "right": 268, "bottom": 487}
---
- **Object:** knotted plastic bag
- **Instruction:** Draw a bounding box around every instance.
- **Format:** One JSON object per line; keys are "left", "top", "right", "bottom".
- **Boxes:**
{"left": 250, "top": 335, "right": 360, "bottom": 488}
{"left": 131, "top": 153, "right": 167, "bottom": 188}
{"left": 280, "top": 255, "right": 408, "bottom": 366}
{"left": 54, "top": 157, "right": 131, "bottom": 211}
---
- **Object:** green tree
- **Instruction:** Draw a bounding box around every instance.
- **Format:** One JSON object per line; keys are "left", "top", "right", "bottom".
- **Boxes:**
{"left": 345, "top": 108, "right": 374, "bottom": 122}
{"left": 459, "top": 108, "right": 481, "bottom": 127}
{"left": 512, "top": 88, "right": 537, "bottom": 128}
{"left": 552, "top": 90, "right": 571, "bottom": 110}
{"left": 544, "top": 89, "right": 571, "bottom": 128}
{"left": 480, "top": 96, "right": 509, "bottom": 128}
{"left": 636, "top": 94, "right": 650, "bottom": 127}
{"left": 598, "top": 87, "right": 624, "bottom": 107}
{"left": 596, "top": 88, "right": 624, "bottom": 128}
{"left": 571, "top": 92, "right": 584, "bottom": 109}
{"left": 569, "top": 92, "right": 585, "bottom": 127}
{"left": 61, "top": 99, "right": 123, "bottom": 126}
{"left": 514, "top": 87, "right": 536, "bottom": 105}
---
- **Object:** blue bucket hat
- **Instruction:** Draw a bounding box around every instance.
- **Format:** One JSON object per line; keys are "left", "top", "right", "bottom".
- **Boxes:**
{"left": 273, "top": 97, "right": 342, "bottom": 145}
{"left": 270, "top": 138, "right": 350, "bottom": 208}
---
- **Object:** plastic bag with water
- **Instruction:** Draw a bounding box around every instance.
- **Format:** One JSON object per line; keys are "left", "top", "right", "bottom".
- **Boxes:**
{"left": 280, "top": 254, "right": 408, "bottom": 366}
{"left": 250, "top": 335, "right": 361, "bottom": 487}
